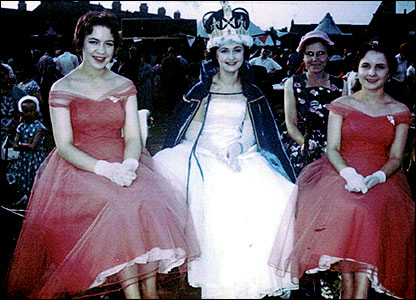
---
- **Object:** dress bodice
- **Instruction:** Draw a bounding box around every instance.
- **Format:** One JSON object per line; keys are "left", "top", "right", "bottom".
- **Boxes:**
{"left": 48, "top": 81, "right": 137, "bottom": 161}
{"left": 329, "top": 102, "right": 412, "bottom": 169}
{"left": 186, "top": 97, "right": 248, "bottom": 150}
{"left": 49, "top": 82, "right": 136, "bottom": 142}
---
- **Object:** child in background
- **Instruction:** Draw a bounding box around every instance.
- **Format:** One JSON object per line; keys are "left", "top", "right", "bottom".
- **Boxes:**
{"left": 7, "top": 95, "right": 46, "bottom": 205}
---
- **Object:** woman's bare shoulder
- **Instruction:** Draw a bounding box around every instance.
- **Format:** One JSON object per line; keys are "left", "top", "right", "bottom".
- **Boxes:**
{"left": 388, "top": 97, "right": 410, "bottom": 114}
{"left": 107, "top": 70, "right": 132, "bottom": 85}
{"left": 332, "top": 95, "right": 355, "bottom": 105}
{"left": 50, "top": 73, "right": 75, "bottom": 93}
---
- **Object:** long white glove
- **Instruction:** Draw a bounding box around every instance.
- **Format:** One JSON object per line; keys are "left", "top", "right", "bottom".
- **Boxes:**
{"left": 339, "top": 167, "right": 368, "bottom": 194}
{"left": 94, "top": 160, "right": 137, "bottom": 187}
{"left": 364, "top": 170, "right": 386, "bottom": 190}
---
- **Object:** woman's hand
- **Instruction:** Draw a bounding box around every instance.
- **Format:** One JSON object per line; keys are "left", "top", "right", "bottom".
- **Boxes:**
{"left": 340, "top": 167, "right": 368, "bottom": 194}
{"left": 94, "top": 160, "right": 137, "bottom": 187}
{"left": 364, "top": 170, "right": 386, "bottom": 190}
{"left": 218, "top": 142, "right": 242, "bottom": 172}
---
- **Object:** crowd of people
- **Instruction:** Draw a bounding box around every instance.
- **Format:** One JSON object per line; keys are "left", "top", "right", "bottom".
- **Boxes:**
{"left": 1, "top": 3, "right": 415, "bottom": 299}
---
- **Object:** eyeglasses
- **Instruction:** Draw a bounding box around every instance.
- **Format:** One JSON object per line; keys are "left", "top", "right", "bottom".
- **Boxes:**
{"left": 304, "top": 51, "right": 327, "bottom": 58}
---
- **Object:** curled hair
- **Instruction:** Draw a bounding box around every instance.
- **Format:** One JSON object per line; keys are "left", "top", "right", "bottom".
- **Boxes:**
{"left": 207, "top": 45, "right": 250, "bottom": 64}
{"left": 353, "top": 39, "right": 397, "bottom": 75}
{"left": 73, "top": 11, "right": 121, "bottom": 55}
{"left": 206, "top": 45, "right": 252, "bottom": 84}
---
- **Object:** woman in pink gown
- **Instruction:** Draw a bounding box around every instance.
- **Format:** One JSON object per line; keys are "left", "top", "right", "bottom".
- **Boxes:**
{"left": 6, "top": 11, "right": 199, "bottom": 299}
{"left": 269, "top": 40, "right": 414, "bottom": 299}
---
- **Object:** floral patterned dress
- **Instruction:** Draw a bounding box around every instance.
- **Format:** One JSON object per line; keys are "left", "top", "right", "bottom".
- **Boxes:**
{"left": 6, "top": 120, "right": 47, "bottom": 199}
{"left": 282, "top": 73, "right": 344, "bottom": 175}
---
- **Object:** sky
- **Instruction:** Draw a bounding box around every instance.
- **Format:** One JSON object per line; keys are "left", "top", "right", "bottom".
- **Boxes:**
{"left": 1, "top": 1, "right": 415, "bottom": 31}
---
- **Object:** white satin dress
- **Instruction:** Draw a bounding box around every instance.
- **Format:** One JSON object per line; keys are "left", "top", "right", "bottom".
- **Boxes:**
{"left": 153, "top": 95, "right": 296, "bottom": 299}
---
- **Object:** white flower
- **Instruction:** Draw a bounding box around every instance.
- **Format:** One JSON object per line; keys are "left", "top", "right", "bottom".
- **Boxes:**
{"left": 387, "top": 115, "right": 395, "bottom": 126}
{"left": 108, "top": 96, "right": 120, "bottom": 103}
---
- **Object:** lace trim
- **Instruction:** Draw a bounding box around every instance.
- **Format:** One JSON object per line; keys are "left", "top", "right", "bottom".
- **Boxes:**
{"left": 89, "top": 247, "right": 186, "bottom": 288}
{"left": 305, "top": 255, "right": 402, "bottom": 299}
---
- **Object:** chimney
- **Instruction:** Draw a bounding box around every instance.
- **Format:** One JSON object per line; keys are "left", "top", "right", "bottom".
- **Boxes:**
{"left": 18, "top": 1, "right": 27, "bottom": 11}
{"left": 112, "top": 1, "right": 121, "bottom": 12}
{"left": 140, "top": 3, "right": 148, "bottom": 13}
{"left": 174, "top": 10, "right": 181, "bottom": 19}
{"left": 158, "top": 7, "right": 166, "bottom": 18}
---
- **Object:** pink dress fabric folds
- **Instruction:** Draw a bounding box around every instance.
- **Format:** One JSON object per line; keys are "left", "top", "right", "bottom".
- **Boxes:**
{"left": 6, "top": 81, "right": 199, "bottom": 299}
{"left": 269, "top": 101, "right": 414, "bottom": 299}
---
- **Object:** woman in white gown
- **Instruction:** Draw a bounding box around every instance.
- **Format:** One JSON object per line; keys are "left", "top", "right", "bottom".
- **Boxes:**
{"left": 153, "top": 3, "right": 297, "bottom": 299}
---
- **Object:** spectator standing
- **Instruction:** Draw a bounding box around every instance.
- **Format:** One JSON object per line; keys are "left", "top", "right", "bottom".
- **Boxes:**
{"left": 37, "top": 46, "right": 60, "bottom": 127}
{"left": 161, "top": 47, "right": 188, "bottom": 111}
{"left": 54, "top": 46, "right": 80, "bottom": 76}
{"left": 151, "top": 55, "right": 163, "bottom": 110}
{"left": 124, "top": 46, "right": 141, "bottom": 84}
{"left": 249, "top": 47, "right": 282, "bottom": 74}
{"left": 405, "top": 46, "right": 415, "bottom": 113}
{"left": 136, "top": 54, "right": 153, "bottom": 110}
{"left": 1, "top": 64, "right": 27, "bottom": 158}
{"left": 6, "top": 96, "right": 47, "bottom": 204}
{"left": 386, "top": 41, "right": 412, "bottom": 107}
{"left": 1, "top": 64, "right": 27, "bottom": 202}
{"left": 14, "top": 55, "right": 42, "bottom": 98}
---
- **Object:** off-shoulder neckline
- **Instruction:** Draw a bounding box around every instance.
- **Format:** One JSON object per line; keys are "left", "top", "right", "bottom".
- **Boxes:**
{"left": 330, "top": 101, "right": 410, "bottom": 118}
{"left": 50, "top": 81, "right": 133, "bottom": 102}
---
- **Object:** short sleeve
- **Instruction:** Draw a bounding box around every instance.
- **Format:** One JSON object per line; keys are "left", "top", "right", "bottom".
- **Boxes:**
{"left": 394, "top": 110, "right": 412, "bottom": 125}
{"left": 109, "top": 80, "right": 137, "bottom": 100}
{"left": 16, "top": 123, "right": 23, "bottom": 135}
{"left": 328, "top": 101, "right": 351, "bottom": 117}
{"left": 49, "top": 91, "right": 76, "bottom": 108}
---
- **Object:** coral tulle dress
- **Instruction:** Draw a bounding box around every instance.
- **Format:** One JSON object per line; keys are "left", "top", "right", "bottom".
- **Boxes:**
{"left": 6, "top": 81, "right": 200, "bottom": 299}
{"left": 269, "top": 101, "right": 415, "bottom": 299}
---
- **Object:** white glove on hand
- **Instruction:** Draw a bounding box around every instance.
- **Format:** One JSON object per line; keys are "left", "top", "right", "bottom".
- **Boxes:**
{"left": 224, "top": 142, "right": 243, "bottom": 172}
{"left": 94, "top": 160, "right": 136, "bottom": 187}
{"left": 122, "top": 158, "right": 139, "bottom": 172}
{"left": 339, "top": 167, "right": 368, "bottom": 194}
{"left": 364, "top": 170, "right": 386, "bottom": 190}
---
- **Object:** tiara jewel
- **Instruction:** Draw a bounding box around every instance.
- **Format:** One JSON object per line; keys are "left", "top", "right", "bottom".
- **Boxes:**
{"left": 203, "top": 1, "right": 252, "bottom": 49}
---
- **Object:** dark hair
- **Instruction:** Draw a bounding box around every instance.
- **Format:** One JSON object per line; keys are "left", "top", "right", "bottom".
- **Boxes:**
{"left": 206, "top": 45, "right": 252, "bottom": 84}
{"left": 206, "top": 45, "right": 251, "bottom": 64}
{"left": 353, "top": 39, "right": 397, "bottom": 76}
{"left": 21, "top": 99, "right": 37, "bottom": 108}
{"left": 299, "top": 37, "right": 333, "bottom": 56}
{"left": 73, "top": 11, "right": 121, "bottom": 56}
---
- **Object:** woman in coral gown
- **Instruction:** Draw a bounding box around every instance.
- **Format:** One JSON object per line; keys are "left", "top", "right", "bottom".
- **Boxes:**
{"left": 269, "top": 40, "right": 415, "bottom": 299}
{"left": 6, "top": 11, "right": 199, "bottom": 299}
